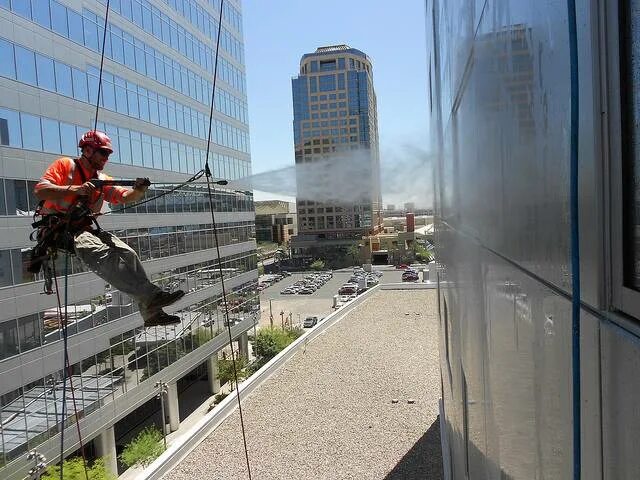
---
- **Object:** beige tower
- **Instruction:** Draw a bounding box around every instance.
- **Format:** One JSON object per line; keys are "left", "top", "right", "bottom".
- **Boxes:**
{"left": 290, "top": 45, "right": 382, "bottom": 265}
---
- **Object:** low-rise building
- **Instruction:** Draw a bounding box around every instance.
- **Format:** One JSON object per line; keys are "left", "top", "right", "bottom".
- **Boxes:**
{"left": 255, "top": 200, "right": 297, "bottom": 245}
{"left": 361, "top": 213, "right": 434, "bottom": 265}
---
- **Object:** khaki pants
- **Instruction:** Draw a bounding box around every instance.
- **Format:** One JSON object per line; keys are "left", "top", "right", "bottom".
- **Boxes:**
{"left": 73, "top": 230, "right": 162, "bottom": 321}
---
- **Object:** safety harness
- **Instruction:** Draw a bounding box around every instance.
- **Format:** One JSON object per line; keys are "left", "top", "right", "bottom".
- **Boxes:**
{"left": 28, "top": 159, "right": 102, "bottom": 294}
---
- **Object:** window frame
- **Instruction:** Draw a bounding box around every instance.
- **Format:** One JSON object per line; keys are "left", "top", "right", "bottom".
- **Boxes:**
{"left": 609, "top": 0, "right": 640, "bottom": 316}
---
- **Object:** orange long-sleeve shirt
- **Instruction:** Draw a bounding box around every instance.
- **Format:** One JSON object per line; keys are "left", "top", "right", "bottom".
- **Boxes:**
{"left": 34, "top": 157, "right": 128, "bottom": 214}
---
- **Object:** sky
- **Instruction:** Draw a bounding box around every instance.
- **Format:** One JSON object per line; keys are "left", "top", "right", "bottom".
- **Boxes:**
{"left": 242, "top": 1, "right": 430, "bottom": 207}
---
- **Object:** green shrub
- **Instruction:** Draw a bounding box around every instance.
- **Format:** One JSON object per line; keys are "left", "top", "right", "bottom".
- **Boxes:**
{"left": 214, "top": 392, "right": 228, "bottom": 403}
{"left": 120, "top": 427, "right": 165, "bottom": 468}
{"left": 208, "top": 391, "right": 230, "bottom": 411}
{"left": 309, "top": 259, "right": 325, "bottom": 271}
{"left": 218, "top": 356, "right": 248, "bottom": 387}
{"left": 255, "top": 327, "right": 300, "bottom": 362}
{"left": 415, "top": 244, "right": 434, "bottom": 263}
{"left": 42, "top": 457, "right": 115, "bottom": 480}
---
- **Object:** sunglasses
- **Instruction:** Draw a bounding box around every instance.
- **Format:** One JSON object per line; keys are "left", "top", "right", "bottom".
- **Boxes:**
{"left": 97, "top": 149, "right": 112, "bottom": 157}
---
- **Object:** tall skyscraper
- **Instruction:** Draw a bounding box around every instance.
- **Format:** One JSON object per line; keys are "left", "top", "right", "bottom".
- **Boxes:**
{"left": 0, "top": 1, "right": 256, "bottom": 478}
{"left": 290, "top": 45, "right": 382, "bottom": 263}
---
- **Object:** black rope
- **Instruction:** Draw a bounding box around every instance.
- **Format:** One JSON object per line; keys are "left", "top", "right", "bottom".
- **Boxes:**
{"left": 93, "top": 0, "right": 111, "bottom": 131}
{"left": 53, "top": 0, "right": 112, "bottom": 477}
{"left": 203, "top": 2, "right": 252, "bottom": 478}
{"left": 52, "top": 250, "right": 90, "bottom": 480}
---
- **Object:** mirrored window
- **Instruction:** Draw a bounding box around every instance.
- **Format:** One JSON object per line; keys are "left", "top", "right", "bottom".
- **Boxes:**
{"left": 72, "top": 67, "right": 88, "bottom": 101}
{"left": 50, "top": 1, "right": 68, "bottom": 36}
{"left": 35, "top": 54, "right": 56, "bottom": 91}
{"left": 32, "top": 0, "right": 51, "bottom": 28}
{"left": 0, "top": 108, "right": 22, "bottom": 147}
{"left": 15, "top": 46, "right": 36, "bottom": 84}
{"left": 12, "top": 0, "right": 31, "bottom": 19}
{"left": 0, "top": 319, "right": 19, "bottom": 360}
{"left": 54, "top": 61, "right": 72, "bottom": 97}
{"left": 83, "top": 13, "right": 99, "bottom": 51}
{"left": 68, "top": 9, "right": 83, "bottom": 44}
{"left": 0, "top": 39, "right": 15, "bottom": 79}
{"left": 0, "top": 179, "right": 5, "bottom": 216}
{"left": 41, "top": 118, "right": 61, "bottom": 154}
{"left": 60, "top": 121, "right": 77, "bottom": 155}
{"left": 20, "top": 113, "right": 42, "bottom": 151}
{"left": 622, "top": 0, "right": 640, "bottom": 291}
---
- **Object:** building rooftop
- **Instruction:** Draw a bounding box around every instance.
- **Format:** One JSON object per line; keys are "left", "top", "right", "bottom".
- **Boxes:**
{"left": 301, "top": 44, "right": 369, "bottom": 61}
{"left": 163, "top": 289, "right": 443, "bottom": 479}
{"left": 254, "top": 200, "right": 295, "bottom": 215}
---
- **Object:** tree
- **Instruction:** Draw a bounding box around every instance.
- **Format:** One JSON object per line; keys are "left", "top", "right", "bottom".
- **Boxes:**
{"left": 120, "top": 427, "right": 165, "bottom": 468}
{"left": 42, "top": 457, "right": 115, "bottom": 480}
{"left": 347, "top": 244, "right": 360, "bottom": 266}
{"left": 414, "top": 244, "right": 434, "bottom": 263}
{"left": 309, "top": 259, "right": 325, "bottom": 271}
{"left": 254, "top": 327, "right": 300, "bottom": 361}
{"left": 218, "top": 355, "right": 249, "bottom": 388}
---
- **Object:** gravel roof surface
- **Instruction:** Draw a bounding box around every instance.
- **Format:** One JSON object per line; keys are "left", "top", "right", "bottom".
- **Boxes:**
{"left": 165, "top": 289, "right": 443, "bottom": 480}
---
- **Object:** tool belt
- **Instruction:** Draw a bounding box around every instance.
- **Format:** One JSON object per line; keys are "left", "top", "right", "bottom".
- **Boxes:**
{"left": 27, "top": 203, "right": 101, "bottom": 294}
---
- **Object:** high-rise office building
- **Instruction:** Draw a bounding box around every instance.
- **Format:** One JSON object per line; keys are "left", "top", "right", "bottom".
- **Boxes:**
{"left": 0, "top": 1, "right": 256, "bottom": 478}
{"left": 290, "top": 45, "right": 382, "bottom": 262}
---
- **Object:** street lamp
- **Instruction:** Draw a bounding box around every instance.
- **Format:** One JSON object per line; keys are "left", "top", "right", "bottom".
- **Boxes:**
{"left": 154, "top": 381, "right": 168, "bottom": 449}
{"left": 269, "top": 298, "right": 274, "bottom": 328}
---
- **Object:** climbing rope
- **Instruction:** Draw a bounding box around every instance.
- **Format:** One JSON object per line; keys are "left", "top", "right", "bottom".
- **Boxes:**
{"left": 202, "top": 1, "right": 253, "bottom": 478}
{"left": 43, "top": 0, "right": 255, "bottom": 478}
{"left": 53, "top": 0, "right": 112, "bottom": 478}
{"left": 52, "top": 251, "right": 90, "bottom": 480}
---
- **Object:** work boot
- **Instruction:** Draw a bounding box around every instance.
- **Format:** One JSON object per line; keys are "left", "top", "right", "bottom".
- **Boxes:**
{"left": 144, "top": 311, "right": 181, "bottom": 327}
{"left": 149, "top": 289, "right": 185, "bottom": 309}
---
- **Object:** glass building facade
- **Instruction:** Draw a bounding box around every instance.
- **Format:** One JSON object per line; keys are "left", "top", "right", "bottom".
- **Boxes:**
{"left": 290, "top": 45, "right": 382, "bottom": 253}
{"left": 0, "top": 1, "right": 256, "bottom": 477}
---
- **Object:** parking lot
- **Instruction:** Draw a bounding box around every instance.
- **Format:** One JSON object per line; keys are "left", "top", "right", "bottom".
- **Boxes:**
{"left": 257, "top": 267, "right": 425, "bottom": 329}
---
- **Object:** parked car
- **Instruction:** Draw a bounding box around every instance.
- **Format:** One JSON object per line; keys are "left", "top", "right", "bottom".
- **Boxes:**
{"left": 338, "top": 284, "right": 358, "bottom": 295}
{"left": 303, "top": 316, "right": 318, "bottom": 328}
{"left": 402, "top": 271, "right": 419, "bottom": 282}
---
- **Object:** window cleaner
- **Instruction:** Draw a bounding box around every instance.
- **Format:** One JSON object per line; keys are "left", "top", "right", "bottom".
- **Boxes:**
{"left": 30, "top": 130, "right": 185, "bottom": 327}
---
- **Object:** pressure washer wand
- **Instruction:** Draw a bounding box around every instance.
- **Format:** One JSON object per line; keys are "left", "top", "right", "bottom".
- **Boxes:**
{"left": 91, "top": 179, "right": 151, "bottom": 188}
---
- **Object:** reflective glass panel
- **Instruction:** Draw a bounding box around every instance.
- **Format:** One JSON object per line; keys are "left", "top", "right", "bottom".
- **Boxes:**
{"left": 72, "top": 68, "right": 88, "bottom": 101}
{"left": 54, "top": 61, "right": 72, "bottom": 97}
{"left": 0, "top": 179, "right": 5, "bottom": 215}
{"left": 622, "top": 0, "right": 640, "bottom": 290}
{"left": 0, "top": 319, "right": 19, "bottom": 360}
{"left": 41, "top": 118, "right": 61, "bottom": 154}
{"left": 35, "top": 54, "right": 56, "bottom": 91}
{"left": 20, "top": 113, "right": 42, "bottom": 151}
{"left": 32, "top": 0, "right": 51, "bottom": 28}
{"left": 11, "top": 0, "right": 31, "bottom": 19}
{"left": 15, "top": 46, "right": 36, "bottom": 84}
{"left": 50, "top": 1, "right": 68, "bottom": 36}
{"left": 68, "top": 9, "right": 84, "bottom": 44}
{"left": 0, "top": 39, "right": 15, "bottom": 79}
{"left": 0, "top": 108, "right": 22, "bottom": 147}
{"left": 59, "top": 122, "right": 77, "bottom": 155}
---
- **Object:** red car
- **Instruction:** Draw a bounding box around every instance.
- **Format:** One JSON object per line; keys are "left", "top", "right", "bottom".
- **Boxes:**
{"left": 396, "top": 264, "right": 410, "bottom": 269}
